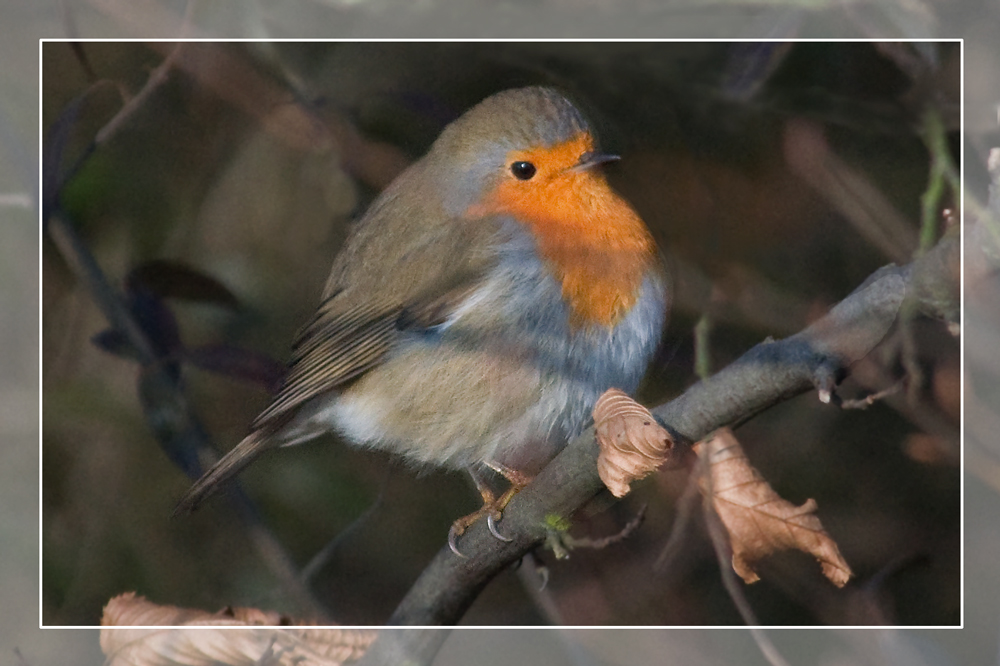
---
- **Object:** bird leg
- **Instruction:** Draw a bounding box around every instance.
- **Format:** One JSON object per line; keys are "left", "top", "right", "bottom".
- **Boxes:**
{"left": 448, "top": 463, "right": 533, "bottom": 556}
{"left": 485, "top": 461, "right": 533, "bottom": 525}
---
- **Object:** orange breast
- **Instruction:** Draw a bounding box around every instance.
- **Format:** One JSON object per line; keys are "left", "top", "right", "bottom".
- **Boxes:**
{"left": 466, "top": 133, "right": 656, "bottom": 328}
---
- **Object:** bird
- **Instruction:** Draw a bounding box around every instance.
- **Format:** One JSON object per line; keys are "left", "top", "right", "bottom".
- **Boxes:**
{"left": 175, "top": 86, "right": 670, "bottom": 551}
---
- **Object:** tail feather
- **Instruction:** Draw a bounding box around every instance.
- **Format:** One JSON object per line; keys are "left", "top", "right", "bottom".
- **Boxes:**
{"left": 172, "top": 429, "right": 276, "bottom": 516}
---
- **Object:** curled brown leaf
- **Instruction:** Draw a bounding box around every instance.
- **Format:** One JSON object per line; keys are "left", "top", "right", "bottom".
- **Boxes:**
{"left": 697, "top": 429, "right": 853, "bottom": 587}
{"left": 100, "top": 592, "right": 376, "bottom": 666}
{"left": 593, "top": 389, "right": 673, "bottom": 498}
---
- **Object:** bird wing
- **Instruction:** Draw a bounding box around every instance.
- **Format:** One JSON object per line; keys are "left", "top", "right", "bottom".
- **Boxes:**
{"left": 174, "top": 269, "right": 486, "bottom": 515}
{"left": 250, "top": 204, "right": 501, "bottom": 432}
{"left": 175, "top": 164, "right": 502, "bottom": 514}
{"left": 249, "top": 296, "right": 402, "bottom": 429}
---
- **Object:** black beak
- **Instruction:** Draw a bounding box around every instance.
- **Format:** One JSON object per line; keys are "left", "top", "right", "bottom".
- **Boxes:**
{"left": 572, "top": 151, "right": 620, "bottom": 172}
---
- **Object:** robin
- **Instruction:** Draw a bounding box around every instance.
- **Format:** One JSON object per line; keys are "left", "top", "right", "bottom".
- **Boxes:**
{"left": 175, "top": 86, "right": 670, "bottom": 551}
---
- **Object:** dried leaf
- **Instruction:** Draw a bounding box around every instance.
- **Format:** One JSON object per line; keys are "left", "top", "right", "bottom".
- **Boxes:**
{"left": 185, "top": 343, "right": 286, "bottom": 393}
{"left": 92, "top": 328, "right": 140, "bottom": 360}
{"left": 697, "top": 429, "right": 853, "bottom": 587}
{"left": 126, "top": 287, "right": 183, "bottom": 356}
{"left": 100, "top": 592, "right": 376, "bottom": 666}
{"left": 902, "top": 432, "right": 957, "bottom": 465}
{"left": 126, "top": 261, "right": 241, "bottom": 308}
{"left": 593, "top": 389, "right": 673, "bottom": 498}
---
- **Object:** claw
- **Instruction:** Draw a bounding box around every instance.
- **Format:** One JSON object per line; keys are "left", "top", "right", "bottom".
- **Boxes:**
{"left": 487, "top": 512, "right": 513, "bottom": 542}
{"left": 448, "top": 525, "right": 467, "bottom": 558}
{"left": 447, "top": 464, "right": 532, "bottom": 555}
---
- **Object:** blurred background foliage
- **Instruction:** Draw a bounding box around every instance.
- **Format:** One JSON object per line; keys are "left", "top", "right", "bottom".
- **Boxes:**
{"left": 42, "top": 41, "right": 959, "bottom": 628}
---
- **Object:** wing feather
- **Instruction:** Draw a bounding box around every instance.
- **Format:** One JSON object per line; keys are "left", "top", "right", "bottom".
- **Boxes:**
{"left": 251, "top": 298, "right": 403, "bottom": 429}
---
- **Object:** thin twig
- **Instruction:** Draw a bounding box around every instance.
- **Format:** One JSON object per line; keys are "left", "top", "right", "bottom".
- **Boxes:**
{"left": 13, "top": 647, "right": 31, "bottom": 666}
{"left": 840, "top": 381, "right": 903, "bottom": 409}
{"left": 654, "top": 468, "right": 703, "bottom": 572}
{"left": 704, "top": 497, "right": 793, "bottom": 666}
{"left": 564, "top": 505, "right": 646, "bottom": 550}
{"left": 93, "top": 43, "right": 185, "bottom": 147}
{"left": 918, "top": 110, "right": 951, "bottom": 256}
{"left": 694, "top": 313, "right": 713, "bottom": 380}
{"left": 784, "top": 119, "right": 917, "bottom": 263}
{"left": 702, "top": 486, "right": 758, "bottom": 626}
{"left": 515, "top": 553, "right": 564, "bottom": 624}
{"left": 44, "top": 39, "right": 328, "bottom": 621}
{"left": 46, "top": 213, "right": 158, "bottom": 365}
{"left": 301, "top": 469, "right": 391, "bottom": 583}
{"left": 905, "top": 107, "right": 961, "bottom": 407}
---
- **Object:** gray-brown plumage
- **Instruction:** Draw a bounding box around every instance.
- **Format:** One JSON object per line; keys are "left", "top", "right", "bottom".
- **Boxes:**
{"left": 175, "top": 87, "right": 669, "bottom": 527}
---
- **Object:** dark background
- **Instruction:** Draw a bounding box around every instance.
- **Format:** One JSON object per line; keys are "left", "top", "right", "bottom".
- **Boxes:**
{"left": 41, "top": 40, "right": 959, "bottom": 630}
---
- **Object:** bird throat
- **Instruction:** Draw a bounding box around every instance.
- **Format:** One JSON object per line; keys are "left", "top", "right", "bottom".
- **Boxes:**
{"left": 465, "top": 135, "right": 656, "bottom": 329}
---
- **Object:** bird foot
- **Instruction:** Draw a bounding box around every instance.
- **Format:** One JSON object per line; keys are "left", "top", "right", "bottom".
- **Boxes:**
{"left": 448, "top": 479, "right": 527, "bottom": 557}
{"left": 448, "top": 505, "right": 499, "bottom": 557}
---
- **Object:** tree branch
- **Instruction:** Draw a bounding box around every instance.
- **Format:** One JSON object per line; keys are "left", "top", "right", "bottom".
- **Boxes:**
{"left": 357, "top": 227, "right": 960, "bottom": 665}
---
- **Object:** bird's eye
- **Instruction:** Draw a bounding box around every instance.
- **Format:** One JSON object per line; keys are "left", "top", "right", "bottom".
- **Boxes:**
{"left": 510, "top": 161, "right": 536, "bottom": 180}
